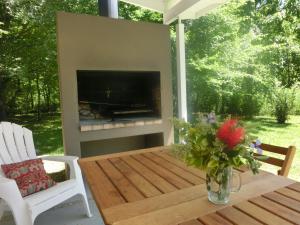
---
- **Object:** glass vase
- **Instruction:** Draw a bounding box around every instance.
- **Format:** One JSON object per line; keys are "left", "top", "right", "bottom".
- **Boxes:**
{"left": 206, "top": 167, "right": 241, "bottom": 204}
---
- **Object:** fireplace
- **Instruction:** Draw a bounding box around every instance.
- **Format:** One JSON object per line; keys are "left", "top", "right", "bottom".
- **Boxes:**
{"left": 77, "top": 70, "right": 162, "bottom": 130}
{"left": 57, "top": 13, "right": 173, "bottom": 156}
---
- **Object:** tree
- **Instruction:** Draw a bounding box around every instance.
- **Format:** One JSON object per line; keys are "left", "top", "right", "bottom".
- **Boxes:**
{"left": 184, "top": 0, "right": 299, "bottom": 119}
{"left": 185, "top": 0, "right": 269, "bottom": 118}
{"left": 1, "top": 0, "right": 299, "bottom": 121}
{"left": 255, "top": 0, "right": 300, "bottom": 87}
{"left": 0, "top": 0, "right": 161, "bottom": 119}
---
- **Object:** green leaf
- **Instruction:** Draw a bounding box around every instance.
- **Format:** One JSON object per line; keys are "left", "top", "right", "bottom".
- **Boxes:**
{"left": 226, "top": 149, "right": 240, "bottom": 158}
{"left": 255, "top": 155, "right": 269, "bottom": 161}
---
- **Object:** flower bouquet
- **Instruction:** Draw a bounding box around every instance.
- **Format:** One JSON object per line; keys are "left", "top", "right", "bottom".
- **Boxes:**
{"left": 172, "top": 115, "right": 262, "bottom": 204}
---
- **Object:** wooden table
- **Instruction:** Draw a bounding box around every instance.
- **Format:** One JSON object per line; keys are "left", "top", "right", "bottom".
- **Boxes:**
{"left": 79, "top": 146, "right": 300, "bottom": 225}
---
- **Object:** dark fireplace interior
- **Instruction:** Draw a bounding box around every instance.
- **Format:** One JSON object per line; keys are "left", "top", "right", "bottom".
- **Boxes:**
{"left": 77, "top": 70, "right": 161, "bottom": 122}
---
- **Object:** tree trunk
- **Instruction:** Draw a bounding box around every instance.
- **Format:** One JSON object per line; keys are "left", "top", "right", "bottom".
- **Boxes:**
{"left": 45, "top": 84, "right": 51, "bottom": 112}
{"left": 30, "top": 87, "right": 34, "bottom": 111}
{"left": 36, "top": 76, "right": 41, "bottom": 120}
{"left": 0, "top": 100, "right": 7, "bottom": 120}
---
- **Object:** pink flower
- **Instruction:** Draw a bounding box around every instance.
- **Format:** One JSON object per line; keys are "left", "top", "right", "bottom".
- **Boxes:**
{"left": 217, "top": 119, "right": 245, "bottom": 149}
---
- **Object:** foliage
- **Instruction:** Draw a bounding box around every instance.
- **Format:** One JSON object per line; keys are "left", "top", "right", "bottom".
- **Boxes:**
{"left": 9, "top": 113, "right": 63, "bottom": 155}
{"left": 255, "top": 0, "right": 300, "bottom": 87}
{"left": 172, "top": 116, "right": 262, "bottom": 182}
{"left": 292, "top": 89, "right": 300, "bottom": 115}
{"left": 119, "top": 2, "right": 162, "bottom": 23}
{"left": 0, "top": 0, "right": 160, "bottom": 120}
{"left": 273, "top": 87, "right": 295, "bottom": 123}
{"left": 0, "top": 0, "right": 299, "bottom": 122}
{"left": 0, "top": 22, "right": 8, "bottom": 36}
{"left": 184, "top": 0, "right": 300, "bottom": 119}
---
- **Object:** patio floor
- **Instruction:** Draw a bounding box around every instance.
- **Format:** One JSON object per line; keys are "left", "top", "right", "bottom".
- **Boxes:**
{"left": 0, "top": 181, "right": 104, "bottom": 225}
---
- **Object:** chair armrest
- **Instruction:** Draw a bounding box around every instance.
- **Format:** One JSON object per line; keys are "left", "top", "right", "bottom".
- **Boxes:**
{"left": 0, "top": 176, "right": 24, "bottom": 204}
{"left": 41, "top": 155, "right": 79, "bottom": 163}
{"left": 0, "top": 176, "right": 16, "bottom": 186}
{"left": 40, "top": 155, "right": 81, "bottom": 180}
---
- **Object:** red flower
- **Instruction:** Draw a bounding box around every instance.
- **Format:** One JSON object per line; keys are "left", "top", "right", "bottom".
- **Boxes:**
{"left": 217, "top": 119, "right": 245, "bottom": 149}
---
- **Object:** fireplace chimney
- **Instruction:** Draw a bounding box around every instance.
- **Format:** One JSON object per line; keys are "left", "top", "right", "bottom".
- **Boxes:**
{"left": 98, "top": 0, "right": 119, "bottom": 18}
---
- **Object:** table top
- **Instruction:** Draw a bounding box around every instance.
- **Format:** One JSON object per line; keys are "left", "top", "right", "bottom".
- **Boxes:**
{"left": 79, "top": 146, "right": 299, "bottom": 225}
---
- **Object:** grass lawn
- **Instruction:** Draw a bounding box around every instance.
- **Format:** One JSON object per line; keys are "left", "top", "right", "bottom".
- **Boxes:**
{"left": 9, "top": 113, "right": 64, "bottom": 156}
{"left": 8, "top": 114, "right": 300, "bottom": 181}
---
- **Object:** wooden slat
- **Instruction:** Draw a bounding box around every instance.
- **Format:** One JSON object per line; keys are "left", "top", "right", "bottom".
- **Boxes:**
{"left": 112, "top": 172, "right": 295, "bottom": 225}
{"left": 234, "top": 201, "right": 293, "bottom": 225}
{"left": 132, "top": 154, "right": 192, "bottom": 189}
{"left": 97, "top": 159, "right": 145, "bottom": 202}
{"left": 110, "top": 195, "right": 227, "bottom": 225}
{"left": 249, "top": 196, "right": 300, "bottom": 224}
{"left": 217, "top": 207, "right": 262, "bottom": 225}
{"left": 121, "top": 155, "right": 177, "bottom": 193}
{"left": 263, "top": 192, "right": 300, "bottom": 213}
{"left": 79, "top": 147, "right": 298, "bottom": 225}
{"left": 178, "top": 219, "right": 204, "bottom": 225}
{"left": 109, "top": 157, "right": 161, "bottom": 197}
{"left": 260, "top": 143, "right": 288, "bottom": 155}
{"left": 103, "top": 171, "right": 273, "bottom": 225}
{"left": 200, "top": 213, "right": 234, "bottom": 225}
{"left": 276, "top": 187, "right": 300, "bottom": 201}
{"left": 235, "top": 170, "right": 271, "bottom": 186}
{"left": 79, "top": 146, "right": 170, "bottom": 162}
{"left": 143, "top": 152, "right": 204, "bottom": 185}
{"left": 287, "top": 182, "right": 300, "bottom": 192}
{"left": 280, "top": 146, "right": 296, "bottom": 177}
{"left": 254, "top": 153, "right": 284, "bottom": 167}
{"left": 80, "top": 161, "right": 125, "bottom": 209}
{"left": 103, "top": 185, "right": 207, "bottom": 225}
{"left": 154, "top": 151, "right": 206, "bottom": 179}
{"left": 235, "top": 165, "right": 250, "bottom": 173}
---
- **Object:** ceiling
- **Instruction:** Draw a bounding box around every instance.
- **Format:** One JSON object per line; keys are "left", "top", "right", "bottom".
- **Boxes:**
{"left": 120, "top": 0, "right": 229, "bottom": 24}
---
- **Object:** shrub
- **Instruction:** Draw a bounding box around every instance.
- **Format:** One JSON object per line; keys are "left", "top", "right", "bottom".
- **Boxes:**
{"left": 241, "top": 94, "right": 260, "bottom": 118}
{"left": 273, "top": 88, "right": 295, "bottom": 124}
{"left": 291, "top": 89, "right": 300, "bottom": 115}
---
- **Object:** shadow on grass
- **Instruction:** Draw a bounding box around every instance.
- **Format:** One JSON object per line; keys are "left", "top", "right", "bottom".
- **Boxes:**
{"left": 9, "top": 113, "right": 64, "bottom": 155}
{"left": 243, "top": 117, "right": 293, "bottom": 135}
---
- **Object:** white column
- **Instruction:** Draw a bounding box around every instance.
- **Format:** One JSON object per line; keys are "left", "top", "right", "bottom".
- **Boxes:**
{"left": 176, "top": 21, "right": 187, "bottom": 121}
{"left": 109, "top": 0, "right": 119, "bottom": 18}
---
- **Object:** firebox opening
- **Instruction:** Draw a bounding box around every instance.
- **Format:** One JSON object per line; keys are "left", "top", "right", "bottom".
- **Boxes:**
{"left": 77, "top": 70, "right": 162, "bottom": 125}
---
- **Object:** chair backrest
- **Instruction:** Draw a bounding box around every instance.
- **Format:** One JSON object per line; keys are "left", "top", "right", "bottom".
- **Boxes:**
{"left": 255, "top": 143, "right": 296, "bottom": 177}
{"left": 0, "top": 122, "right": 36, "bottom": 165}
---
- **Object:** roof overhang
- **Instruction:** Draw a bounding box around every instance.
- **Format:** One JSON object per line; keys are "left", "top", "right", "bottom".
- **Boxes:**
{"left": 120, "top": 0, "right": 165, "bottom": 13}
{"left": 120, "top": 0, "right": 228, "bottom": 24}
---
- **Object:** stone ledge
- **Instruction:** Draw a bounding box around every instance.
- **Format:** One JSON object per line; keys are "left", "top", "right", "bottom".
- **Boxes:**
{"left": 80, "top": 118, "right": 162, "bottom": 132}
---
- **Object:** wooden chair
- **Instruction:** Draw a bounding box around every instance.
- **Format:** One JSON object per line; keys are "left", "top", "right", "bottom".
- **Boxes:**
{"left": 255, "top": 143, "right": 296, "bottom": 177}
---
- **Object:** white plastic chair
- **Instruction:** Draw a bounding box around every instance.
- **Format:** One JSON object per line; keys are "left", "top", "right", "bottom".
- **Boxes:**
{"left": 0, "top": 122, "right": 92, "bottom": 225}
